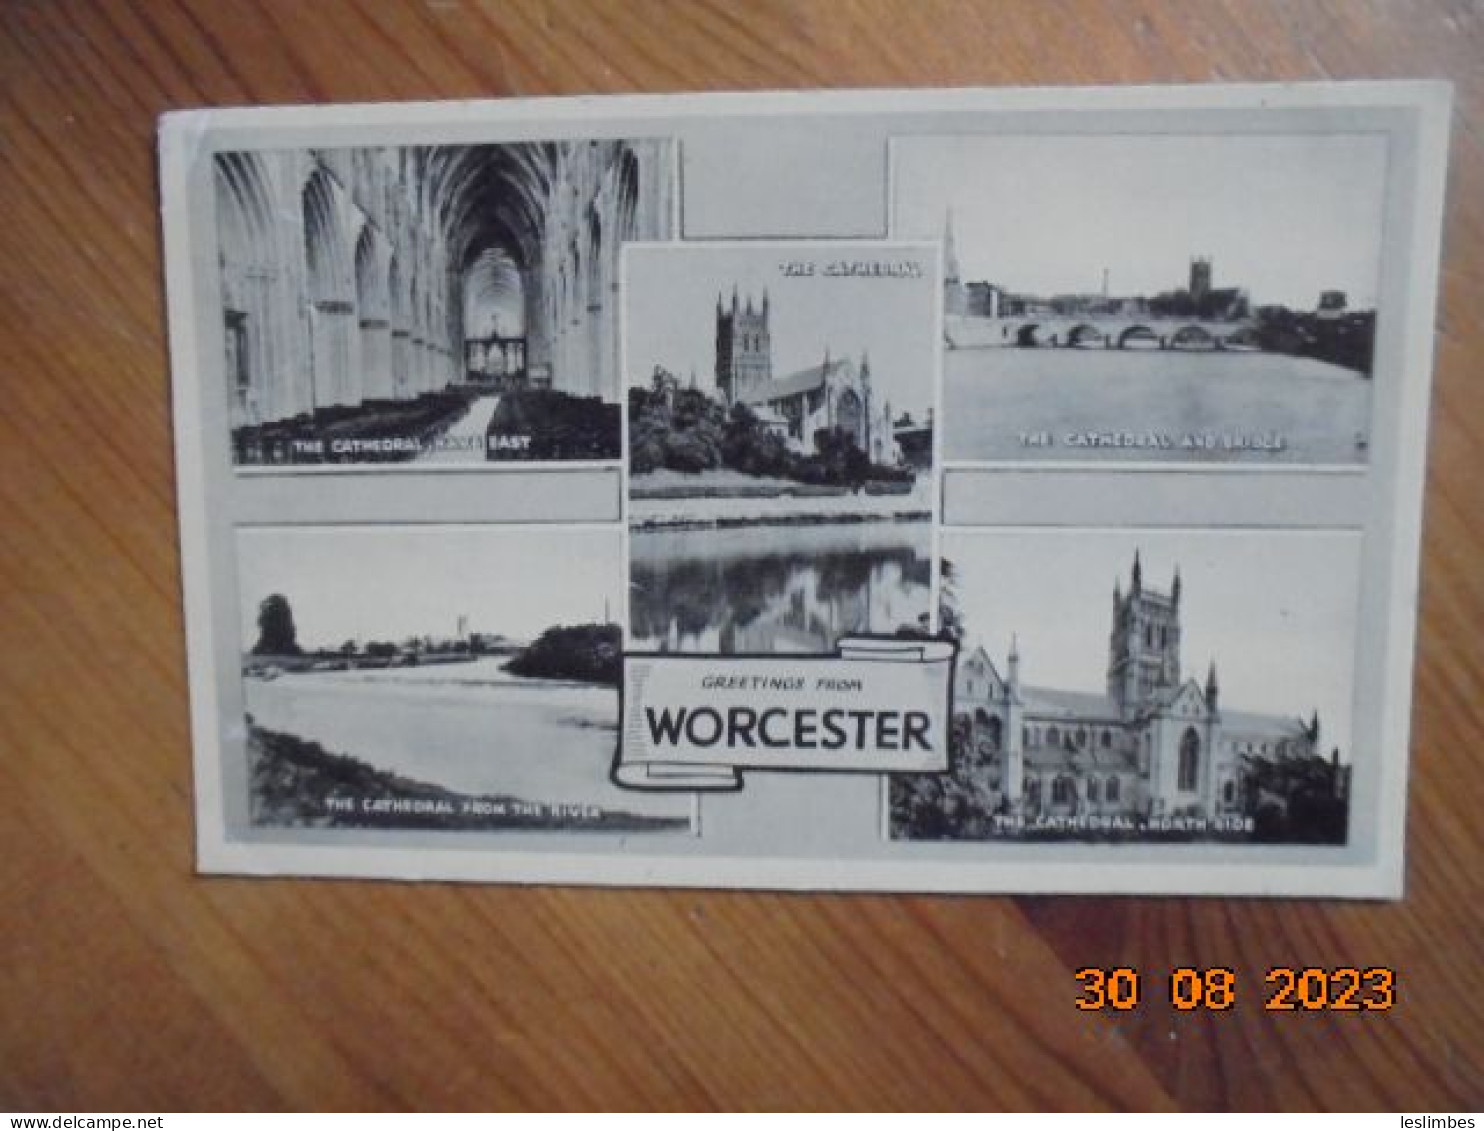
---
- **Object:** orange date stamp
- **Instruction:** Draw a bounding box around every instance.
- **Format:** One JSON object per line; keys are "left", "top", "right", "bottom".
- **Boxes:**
{"left": 1075, "top": 966, "right": 1397, "bottom": 1012}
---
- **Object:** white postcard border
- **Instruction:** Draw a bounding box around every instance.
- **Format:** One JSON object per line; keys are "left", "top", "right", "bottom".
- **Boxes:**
{"left": 161, "top": 81, "right": 1452, "bottom": 897}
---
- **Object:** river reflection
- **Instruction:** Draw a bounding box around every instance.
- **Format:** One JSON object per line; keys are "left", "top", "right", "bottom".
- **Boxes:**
{"left": 629, "top": 521, "right": 933, "bottom": 653}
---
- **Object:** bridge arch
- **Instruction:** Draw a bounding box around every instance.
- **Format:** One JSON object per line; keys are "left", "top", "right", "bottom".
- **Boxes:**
{"left": 1014, "top": 322, "right": 1043, "bottom": 348}
{"left": 1223, "top": 323, "right": 1260, "bottom": 349}
{"left": 1067, "top": 323, "right": 1104, "bottom": 348}
{"left": 1117, "top": 324, "right": 1160, "bottom": 350}
{"left": 1171, "top": 324, "right": 1218, "bottom": 350}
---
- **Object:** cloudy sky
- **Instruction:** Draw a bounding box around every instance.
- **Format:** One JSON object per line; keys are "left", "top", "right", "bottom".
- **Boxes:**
{"left": 624, "top": 243, "right": 939, "bottom": 421}
{"left": 236, "top": 526, "right": 621, "bottom": 650}
{"left": 943, "top": 528, "right": 1360, "bottom": 759}
{"left": 894, "top": 133, "right": 1387, "bottom": 310}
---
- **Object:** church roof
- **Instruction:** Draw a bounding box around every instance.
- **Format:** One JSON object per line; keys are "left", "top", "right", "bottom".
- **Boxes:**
{"left": 959, "top": 645, "right": 1002, "bottom": 682}
{"left": 1021, "top": 685, "right": 1121, "bottom": 720}
{"left": 1024, "top": 746, "right": 1138, "bottom": 772}
{"left": 744, "top": 357, "right": 851, "bottom": 404}
{"left": 749, "top": 404, "right": 791, "bottom": 427}
{"left": 1146, "top": 678, "right": 1208, "bottom": 712}
{"left": 1220, "top": 709, "right": 1308, "bottom": 740}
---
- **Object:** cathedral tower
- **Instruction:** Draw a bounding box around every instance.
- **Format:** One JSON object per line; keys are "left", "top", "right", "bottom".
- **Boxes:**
{"left": 1106, "top": 552, "right": 1183, "bottom": 717}
{"left": 715, "top": 287, "right": 771, "bottom": 404}
{"left": 943, "top": 208, "right": 967, "bottom": 316}
{"left": 1189, "top": 256, "right": 1212, "bottom": 304}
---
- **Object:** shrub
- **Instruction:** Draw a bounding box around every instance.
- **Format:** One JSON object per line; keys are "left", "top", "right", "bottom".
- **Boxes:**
{"left": 663, "top": 429, "right": 720, "bottom": 472}
{"left": 506, "top": 623, "right": 622, "bottom": 686}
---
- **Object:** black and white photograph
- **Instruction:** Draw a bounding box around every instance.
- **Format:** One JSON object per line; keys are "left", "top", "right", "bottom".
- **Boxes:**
{"left": 235, "top": 524, "right": 690, "bottom": 833}
{"left": 623, "top": 242, "right": 941, "bottom": 653}
{"left": 891, "top": 529, "right": 1360, "bottom": 845}
{"left": 893, "top": 133, "right": 1387, "bottom": 464}
{"left": 215, "top": 140, "right": 672, "bottom": 467}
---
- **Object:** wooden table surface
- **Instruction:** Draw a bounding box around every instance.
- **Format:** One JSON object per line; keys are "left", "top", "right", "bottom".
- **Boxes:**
{"left": 2, "top": 0, "right": 1481, "bottom": 1112}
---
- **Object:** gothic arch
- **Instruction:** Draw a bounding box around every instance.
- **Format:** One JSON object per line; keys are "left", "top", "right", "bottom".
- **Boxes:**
{"left": 215, "top": 153, "right": 281, "bottom": 425}
{"left": 615, "top": 146, "right": 641, "bottom": 242}
{"left": 585, "top": 209, "right": 603, "bottom": 303}
{"left": 218, "top": 139, "right": 670, "bottom": 450}
{"left": 462, "top": 248, "right": 525, "bottom": 381}
{"left": 388, "top": 254, "right": 410, "bottom": 397}
{"left": 586, "top": 206, "right": 604, "bottom": 398}
{"left": 409, "top": 269, "right": 425, "bottom": 389}
{"left": 302, "top": 168, "right": 356, "bottom": 408}
{"left": 354, "top": 225, "right": 393, "bottom": 401}
{"left": 985, "top": 715, "right": 1003, "bottom": 749}
{"left": 1178, "top": 727, "right": 1201, "bottom": 791}
{"left": 1051, "top": 775, "right": 1076, "bottom": 806}
{"left": 835, "top": 386, "right": 865, "bottom": 448}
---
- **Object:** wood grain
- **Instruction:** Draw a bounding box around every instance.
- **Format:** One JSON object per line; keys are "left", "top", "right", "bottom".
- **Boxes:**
{"left": 1, "top": 0, "right": 1481, "bottom": 1111}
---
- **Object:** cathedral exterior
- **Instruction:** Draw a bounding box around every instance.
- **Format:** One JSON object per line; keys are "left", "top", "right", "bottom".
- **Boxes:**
{"left": 714, "top": 288, "right": 898, "bottom": 465}
{"left": 954, "top": 554, "right": 1328, "bottom": 821}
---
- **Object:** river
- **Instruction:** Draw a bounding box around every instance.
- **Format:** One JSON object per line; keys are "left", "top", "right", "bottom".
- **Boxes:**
{"left": 244, "top": 659, "right": 686, "bottom": 821}
{"left": 944, "top": 347, "right": 1372, "bottom": 464}
{"left": 629, "top": 521, "right": 933, "bottom": 653}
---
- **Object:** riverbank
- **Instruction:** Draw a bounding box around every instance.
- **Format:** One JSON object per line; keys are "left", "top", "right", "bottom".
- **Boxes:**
{"left": 629, "top": 469, "right": 933, "bottom": 529}
{"left": 248, "top": 722, "right": 687, "bottom": 832}
{"left": 244, "top": 662, "right": 690, "bottom": 823}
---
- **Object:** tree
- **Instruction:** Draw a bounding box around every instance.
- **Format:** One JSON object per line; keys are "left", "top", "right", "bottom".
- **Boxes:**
{"left": 253, "top": 594, "right": 300, "bottom": 656}
{"left": 937, "top": 557, "right": 965, "bottom": 643}
{"left": 506, "top": 623, "right": 622, "bottom": 686}
{"left": 812, "top": 427, "right": 872, "bottom": 486}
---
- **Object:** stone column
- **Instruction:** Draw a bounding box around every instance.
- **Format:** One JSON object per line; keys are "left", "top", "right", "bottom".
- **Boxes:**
{"left": 311, "top": 299, "right": 356, "bottom": 407}
{"left": 359, "top": 318, "right": 392, "bottom": 401}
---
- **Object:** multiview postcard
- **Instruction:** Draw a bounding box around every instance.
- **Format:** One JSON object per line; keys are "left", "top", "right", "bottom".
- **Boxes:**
{"left": 160, "top": 82, "right": 1450, "bottom": 896}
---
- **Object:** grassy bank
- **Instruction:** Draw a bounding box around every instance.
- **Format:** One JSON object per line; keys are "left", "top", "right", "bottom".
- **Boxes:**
{"left": 630, "top": 468, "right": 848, "bottom": 500}
{"left": 247, "top": 722, "right": 685, "bottom": 832}
{"left": 628, "top": 471, "right": 933, "bottom": 529}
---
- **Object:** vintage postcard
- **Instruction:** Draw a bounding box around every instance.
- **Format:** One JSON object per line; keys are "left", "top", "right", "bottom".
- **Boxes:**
{"left": 161, "top": 82, "right": 1449, "bottom": 896}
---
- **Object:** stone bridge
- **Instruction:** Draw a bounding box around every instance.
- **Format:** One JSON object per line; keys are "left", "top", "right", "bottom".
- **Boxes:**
{"left": 946, "top": 314, "right": 1259, "bottom": 351}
